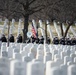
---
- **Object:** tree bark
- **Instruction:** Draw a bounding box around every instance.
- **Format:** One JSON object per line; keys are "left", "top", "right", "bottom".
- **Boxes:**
{"left": 23, "top": 15, "right": 29, "bottom": 43}
{"left": 60, "top": 23, "right": 64, "bottom": 37}
{"left": 7, "top": 20, "right": 10, "bottom": 47}
{"left": 64, "top": 24, "right": 71, "bottom": 38}
{"left": 45, "top": 23, "right": 47, "bottom": 43}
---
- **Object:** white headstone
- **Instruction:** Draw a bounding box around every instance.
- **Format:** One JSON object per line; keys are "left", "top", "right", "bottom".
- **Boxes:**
{"left": 74, "top": 57, "right": 76, "bottom": 63}
{"left": 54, "top": 54, "right": 60, "bottom": 61}
{"left": 22, "top": 56, "right": 32, "bottom": 62}
{"left": 1, "top": 51, "right": 8, "bottom": 58}
{"left": 39, "top": 20, "right": 45, "bottom": 38}
{"left": 20, "top": 43, "right": 27, "bottom": 52}
{"left": 60, "top": 51, "right": 66, "bottom": 60}
{"left": 13, "top": 48, "right": 20, "bottom": 53}
{"left": 1, "top": 46, "right": 7, "bottom": 51}
{"left": 51, "top": 67, "right": 61, "bottom": 75}
{"left": 0, "top": 57, "right": 10, "bottom": 75}
{"left": 28, "top": 52, "right": 34, "bottom": 59}
{"left": 66, "top": 49, "right": 71, "bottom": 56}
{"left": 7, "top": 47, "right": 14, "bottom": 58}
{"left": 68, "top": 65, "right": 76, "bottom": 75}
{"left": 44, "top": 52, "right": 52, "bottom": 63}
{"left": 13, "top": 53, "right": 22, "bottom": 60}
{"left": 60, "top": 64, "right": 67, "bottom": 75}
{"left": 10, "top": 60, "right": 26, "bottom": 75}
{"left": 64, "top": 56, "right": 71, "bottom": 65}
{"left": 70, "top": 54, "right": 76, "bottom": 62}
{"left": 67, "top": 61, "right": 73, "bottom": 66}
{"left": 17, "top": 19, "right": 22, "bottom": 36}
{"left": 52, "top": 50, "right": 58, "bottom": 60}
{"left": 36, "top": 55, "right": 44, "bottom": 62}
{"left": 27, "top": 61, "right": 45, "bottom": 75}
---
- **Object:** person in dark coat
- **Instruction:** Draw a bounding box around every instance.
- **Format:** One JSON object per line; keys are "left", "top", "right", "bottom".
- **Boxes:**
{"left": 59, "top": 37, "right": 65, "bottom": 45}
{"left": 9, "top": 34, "right": 14, "bottom": 42}
{"left": 35, "top": 37, "right": 40, "bottom": 44}
{"left": 16, "top": 34, "right": 22, "bottom": 43}
{"left": 65, "top": 38, "right": 71, "bottom": 45}
{"left": 47, "top": 37, "right": 51, "bottom": 44}
{"left": 31, "top": 36, "right": 36, "bottom": 43}
{"left": 0, "top": 34, "right": 7, "bottom": 42}
{"left": 39, "top": 36, "right": 44, "bottom": 44}
{"left": 53, "top": 37, "right": 59, "bottom": 45}
{"left": 71, "top": 38, "right": 76, "bottom": 45}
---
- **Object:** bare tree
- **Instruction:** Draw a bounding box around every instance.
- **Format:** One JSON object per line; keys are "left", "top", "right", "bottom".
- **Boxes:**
{"left": 43, "top": 0, "right": 76, "bottom": 38}
{"left": 0, "top": 0, "right": 76, "bottom": 40}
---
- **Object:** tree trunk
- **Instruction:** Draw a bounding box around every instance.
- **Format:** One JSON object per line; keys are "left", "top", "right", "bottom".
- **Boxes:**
{"left": 64, "top": 25, "right": 71, "bottom": 38}
{"left": 7, "top": 20, "right": 10, "bottom": 47}
{"left": 45, "top": 23, "right": 47, "bottom": 43}
{"left": 60, "top": 23, "right": 64, "bottom": 37}
{"left": 23, "top": 15, "right": 29, "bottom": 43}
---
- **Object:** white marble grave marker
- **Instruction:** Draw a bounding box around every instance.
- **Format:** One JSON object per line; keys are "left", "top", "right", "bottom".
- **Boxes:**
{"left": 1, "top": 51, "right": 8, "bottom": 57}
{"left": 60, "top": 64, "right": 67, "bottom": 75}
{"left": 44, "top": 52, "right": 52, "bottom": 63}
{"left": 68, "top": 65, "right": 76, "bottom": 75}
{"left": 64, "top": 56, "right": 71, "bottom": 65}
{"left": 0, "top": 57, "right": 10, "bottom": 75}
{"left": 13, "top": 53, "right": 22, "bottom": 60}
{"left": 70, "top": 54, "right": 76, "bottom": 62}
{"left": 10, "top": 60, "right": 26, "bottom": 75}
{"left": 27, "top": 61, "right": 45, "bottom": 75}
{"left": 51, "top": 67, "right": 61, "bottom": 75}
{"left": 22, "top": 56, "right": 32, "bottom": 62}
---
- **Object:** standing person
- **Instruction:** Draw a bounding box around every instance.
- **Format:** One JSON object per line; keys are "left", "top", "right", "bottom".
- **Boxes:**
{"left": 39, "top": 36, "right": 44, "bottom": 44}
{"left": 65, "top": 38, "right": 71, "bottom": 45}
{"left": 53, "top": 37, "right": 59, "bottom": 45}
{"left": 31, "top": 36, "right": 36, "bottom": 43}
{"left": 59, "top": 37, "right": 65, "bottom": 45}
{"left": 0, "top": 34, "right": 7, "bottom": 42}
{"left": 71, "top": 38, "right": 76, "bottom": 45}
{"left": 16, "top": 34, "right": 23, "bottom": 43}
{"left": 9, "top": 34, "right": 14, "bottom": 42}
{"left": 35, "top": 37, "right": 40, "bottom": 44}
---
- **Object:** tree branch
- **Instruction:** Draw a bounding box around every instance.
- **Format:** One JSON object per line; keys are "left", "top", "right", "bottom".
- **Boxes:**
{"left": 29, "top": 0, "right": 36, "bottom": 5}
{"left": 29, "top": 6, "right": 44, "bottom": 15}
{"left": 15, "top": 0, "right": 26, "bottom": 8}
{"left": 30, "top": 5, "right": 45, "bottom": 10}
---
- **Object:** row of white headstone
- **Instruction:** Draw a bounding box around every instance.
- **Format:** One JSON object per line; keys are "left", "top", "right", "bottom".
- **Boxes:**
{"left": 0, "top": 19, "right": 23, "bottom": 36}
{"left": 0, "top": 19, "right": 76, "bottom": 40}
{"left": 0, "top": 42, "right": 76, "bottom": 75}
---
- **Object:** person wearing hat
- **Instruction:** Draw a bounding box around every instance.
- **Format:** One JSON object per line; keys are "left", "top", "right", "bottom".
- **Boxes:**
{"left": 53, "top": 37, "right": 59, "bottom": 45}
{"left": 0, "top": 34, "right": 7, "bottom": 42}
{"left": 39, "top": 36, "right": 44, "bottom": 44}
{"left": 9, "top": 34, "right": 14, "bottom": 42}
{"left": 71, "top": 38, "right": 76, "bottom": 45}
{"left": 31, "top": 36, "right": 36, "bottom": 43}
{"left": 35, "top": 37, "right": 40, "bottom": 44}
{"left": 65, "top": 38, "right": 71, "bottom": 45}
{"left": 16, "top": 34, "right": 23, "bottom": 43}
{"left": 59, "top": 37, "right": 65, "bottom": 45}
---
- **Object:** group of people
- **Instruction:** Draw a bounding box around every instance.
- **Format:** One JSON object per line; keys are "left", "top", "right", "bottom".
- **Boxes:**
{"left": 53, "top": 37, "right": 76, "bottom": 45}
{"left": 26, "top": 36, "right": 51, "bottom": 44}
{"left": 0, "top": 34, "right": 23, "bottom": 43}
{"left": 0, "top": 34, "right": 76, "bottom": 45}
{"left": 0, "top": 34, "right": 51, "bottom": 44}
